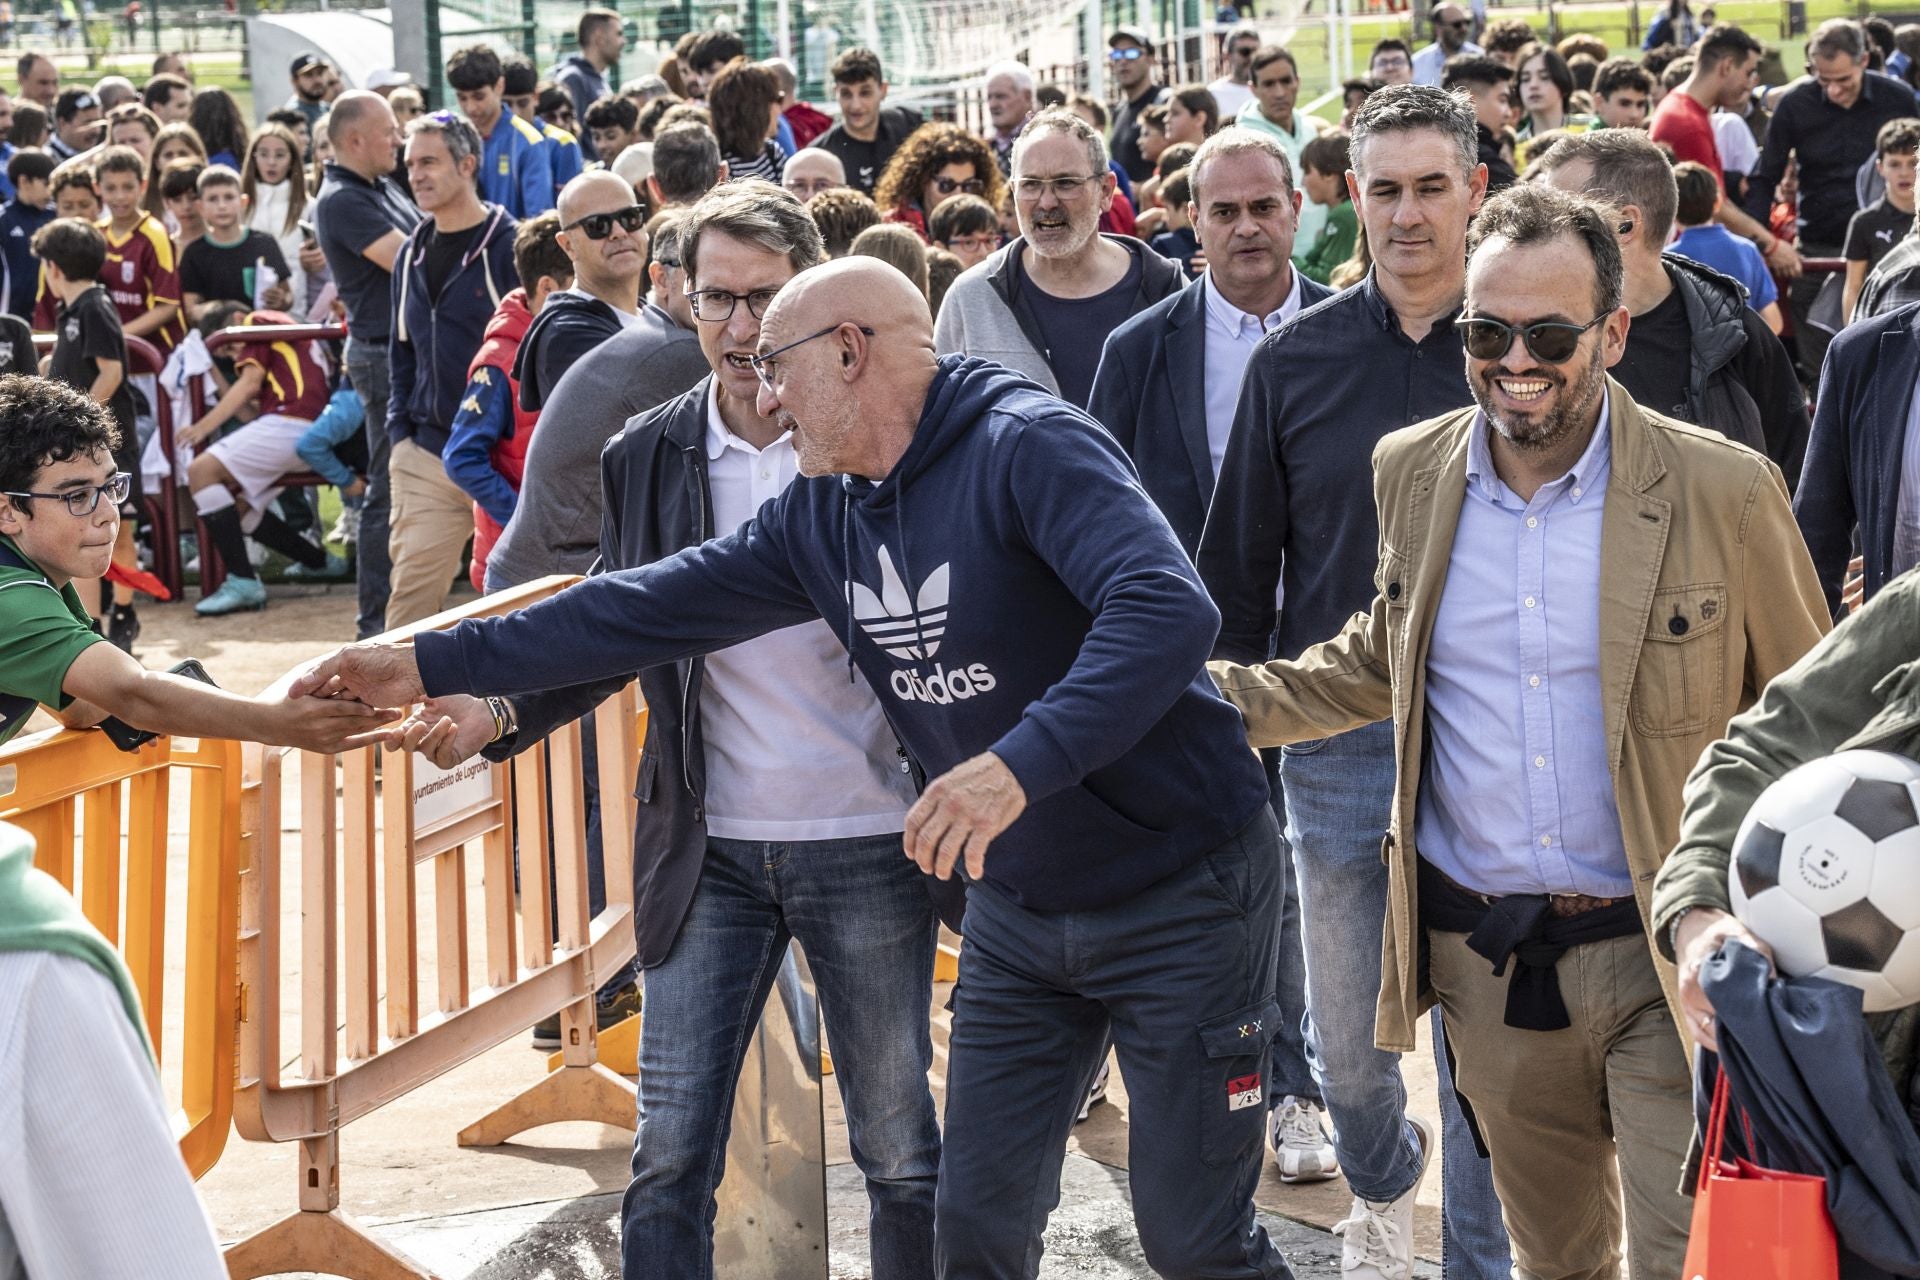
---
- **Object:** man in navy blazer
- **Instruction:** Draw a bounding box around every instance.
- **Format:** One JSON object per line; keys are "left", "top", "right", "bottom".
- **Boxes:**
{"left": 1089, "top": 129, "right": 1333, "bottom": 557}
{"left": 1087, "top": 126, "right": 1338, "bottom": 1186}
{"left": 1796, "top": 299, "right": 1920, "bottom": 614}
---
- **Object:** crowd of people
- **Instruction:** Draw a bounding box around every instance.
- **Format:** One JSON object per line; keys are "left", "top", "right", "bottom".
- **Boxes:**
{"left": 3, "top": 3, "right": 1920, "bottom": 1278}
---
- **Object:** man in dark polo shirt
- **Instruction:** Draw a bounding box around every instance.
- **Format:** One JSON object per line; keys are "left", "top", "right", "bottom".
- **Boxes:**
{"left": 1743, "top": 18, "right": 1918, "bottom": 372}
{"left": 312, "top": 89, "right": 421, "bottom": 638}
{"left": 1198, "top": 84, "right": 1513, "bottom": 1280}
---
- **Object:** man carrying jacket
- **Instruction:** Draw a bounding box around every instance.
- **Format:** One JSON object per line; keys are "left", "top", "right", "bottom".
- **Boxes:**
{"left": 295, "top": 255, "right": 1296, "bottom": 1280}
{"left": 385, "top": 111, "right": 518, "bottom": 628}
{"left": 1534, "top": 129, "right": 1810, "bottom": 488}
{"left": 935, "top": 108, "right": 1183, "bottom": 410}
{"left": 1210, "top": 183, "right": 1828, "bottom": 1280}
{"left": 514, "top": 170, "right": 648, "bottom": 415}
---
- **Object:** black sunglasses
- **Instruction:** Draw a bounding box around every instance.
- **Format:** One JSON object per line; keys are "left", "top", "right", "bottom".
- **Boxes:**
{"left": 931, "top": 175, "right": 985, "bottom": 196}
{"left": 1456, "top": 314, "right": 1605, "bottom": 363}
{"left": 564, "top": 204, "right": 646, "bottom": 239}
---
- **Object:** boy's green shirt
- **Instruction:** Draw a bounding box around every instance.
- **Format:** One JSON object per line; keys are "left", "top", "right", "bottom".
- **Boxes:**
{"left": 0, "top": 532, "right": 104, "bottom": 746}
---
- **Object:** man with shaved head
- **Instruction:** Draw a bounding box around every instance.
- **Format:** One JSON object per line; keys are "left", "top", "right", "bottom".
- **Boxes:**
{"left": 296, "top": 234, "right": 1294, "bottom": 1277}
{"left": 512, "top": 169, "right": 649, "bottom": 413}
{"left": 312, "top": 87, "right": 419, "bottom": 637}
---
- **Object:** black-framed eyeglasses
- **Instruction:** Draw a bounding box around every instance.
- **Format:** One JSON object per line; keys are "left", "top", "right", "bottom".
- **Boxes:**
{"left": 931, "top": 175, "right": 986, "bottom": 196}
{"left": 686, "top": 287, "right": 782, "bottom": 323}
{"left": 3, "top": 472, "right": 131, "bottom": 517}
{"left": 749, "top": 323, "right": 876, "bottom": 391}
{"left": 1456, "top": 314, "right": 1605, "bottom": 364}
{"left": 564, "top": 204, "right": 646, "bottom": 239}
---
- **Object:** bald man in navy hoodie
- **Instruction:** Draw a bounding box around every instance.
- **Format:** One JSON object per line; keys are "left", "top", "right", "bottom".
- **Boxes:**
{"left": 294, "top": 259, "right": 1295, "bottom": 1280}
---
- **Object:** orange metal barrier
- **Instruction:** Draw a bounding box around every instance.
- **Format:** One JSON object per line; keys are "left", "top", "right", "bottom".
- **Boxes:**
{"left": 0, "top": 724, "right": 243, "bottom": 1178}
{"left": 225, "top": 576, "right": 646, "bottom": 1280}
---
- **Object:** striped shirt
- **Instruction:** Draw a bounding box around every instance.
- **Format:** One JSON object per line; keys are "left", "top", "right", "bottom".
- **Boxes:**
{"left": 724, "top": 140, "right": 786, "bottom": 185}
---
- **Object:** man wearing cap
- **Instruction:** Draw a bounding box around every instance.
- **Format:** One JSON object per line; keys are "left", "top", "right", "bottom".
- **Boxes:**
{"left": 286, "top": 53, "right": 330, "bottom": 132}
{"left": 365, "top": 67, "right": 413, "bottom": 98}
{"left": 1107, "top": 25, "right": 1168, "bottom": 185}
{"left": 48, "top": 88, "right": 99, "bottom": 161}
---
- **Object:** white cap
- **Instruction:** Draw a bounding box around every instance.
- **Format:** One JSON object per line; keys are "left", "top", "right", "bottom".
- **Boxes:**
{"left": 365, "top": 66, "right": 413, "bottom": 91}
{"left": 612, "top": 142, "right": 654, "bottom": 189}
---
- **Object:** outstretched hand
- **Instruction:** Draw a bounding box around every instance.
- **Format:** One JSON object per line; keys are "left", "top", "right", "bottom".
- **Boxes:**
{"left": 384, "top": 694, "right": 497, "bottom": 769}
{"left": 904, "top": 751, "right": 1026, "bottom": 882}
{"left": 290, "top": 639, "right": 427, "bottom": 709}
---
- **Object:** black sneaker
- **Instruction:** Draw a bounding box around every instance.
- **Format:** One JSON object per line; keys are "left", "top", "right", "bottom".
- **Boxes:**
{"left": 531, "top": 981, "right": 643, "bottom": 1050}
{"left": 107, "top": 603, "right": 140, "bottom": 654}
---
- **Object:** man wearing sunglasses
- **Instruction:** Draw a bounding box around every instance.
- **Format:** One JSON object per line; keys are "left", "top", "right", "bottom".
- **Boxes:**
{"left": 512, "top": 170, "right": 650, "bottom": 414}
{"left": 1412, "top": 3, "right": 1481, "bottom": 86}
{"left": 0, "top": 376, "right": 395, "bottom": 755}
{"left": 1210, "top": 182, "right": 1826, "bottom": 1280}
{"left": 1106, "top": 25, "right": 1168, "bottom": 184}
{"left": 1206, "top": 23, "right": 1261, "bottom": 119}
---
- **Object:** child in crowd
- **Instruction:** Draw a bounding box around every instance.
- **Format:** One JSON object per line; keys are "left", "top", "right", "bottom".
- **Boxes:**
{"left": 293, "top": 385, "right": 368, "bottom": 548}
{"left": 50, "top": 163, "right": 100, "bottom": 221}
{"left": 1668, "top": 160, "right": 1782, "bottom": 331}
{"left": 159, "top": 160, "right": 204, "bottom": 245}
{"left": 1843, "top": 118, "right": 1919, "bottom": 323}
{"left": 1147, "top": 168, "right": 1200, "bottom": 278}
{"left": 178, "top": 304, "right": 345, "bottom": 616}
{"left": 179, "top": 166, "right": 292, "bottom": 323}
{"left": 241, "top": 123, "right": 309, "bottom": 304}
{"left": 95, "top": 145, "right": 185, "bottom": 355}
{"left": 0, "top": 150, "right": 54, "bottom": 320}
{"left": 31, "top": 217, "right": 143, "bottom": 650}
{"left": 1295, "top": 131, "right": 1357, "bottom": 286}
{"left": 926, "top": 193, "right": 999, "bottom": 270}
{"left": 1590, "top": 57, "right": 1653, "bottom": 129}
{"left": 443, "top": 213, "right": 569, "bottom": 591}
{"left": 143, "top": 121, "right": 206, "bottom": 222}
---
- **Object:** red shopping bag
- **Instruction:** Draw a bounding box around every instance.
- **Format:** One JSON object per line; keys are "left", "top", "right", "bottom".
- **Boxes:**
{"left": 1681, "top": 1068, "right": 1839, "bottom": 1280}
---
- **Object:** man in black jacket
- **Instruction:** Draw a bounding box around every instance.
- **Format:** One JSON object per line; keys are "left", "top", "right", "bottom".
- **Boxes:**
{"left": 514, "top": 170, "right": 648, "bottom": 411}
{"left": 371, "top": 182, "right": 943, "bottom": 1280}
{"left": 1536, "top": 128, "right": 1810, "bottom": 487}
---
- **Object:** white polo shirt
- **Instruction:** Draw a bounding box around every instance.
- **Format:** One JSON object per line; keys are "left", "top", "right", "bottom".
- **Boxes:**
{"left": 697, "top": 383, "right": 917, "bottom": 841}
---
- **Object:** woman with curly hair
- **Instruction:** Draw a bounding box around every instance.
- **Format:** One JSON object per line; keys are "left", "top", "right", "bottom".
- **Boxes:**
{"left": 187, "top": 86, "right": 250, "bottom": 168}
{"left": 871, "top": 121, "right": 1005, "bottom": 242}
{"left": 707, "top": 57, "right": 785, "bottom": 183}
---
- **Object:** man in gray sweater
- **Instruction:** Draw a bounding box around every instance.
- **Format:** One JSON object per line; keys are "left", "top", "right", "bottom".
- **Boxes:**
{"left": 486, "top": 218, "right": 708, "bottom": 591}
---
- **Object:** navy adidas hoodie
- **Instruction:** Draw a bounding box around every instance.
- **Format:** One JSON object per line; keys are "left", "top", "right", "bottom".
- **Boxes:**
{"left": 416, "top": 355, "right": 1269, "bottom": 910}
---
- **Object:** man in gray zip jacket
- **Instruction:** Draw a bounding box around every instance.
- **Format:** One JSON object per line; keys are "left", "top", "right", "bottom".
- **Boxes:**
{"left": 935, "top": 108, "right": 1184, "bottom": 409}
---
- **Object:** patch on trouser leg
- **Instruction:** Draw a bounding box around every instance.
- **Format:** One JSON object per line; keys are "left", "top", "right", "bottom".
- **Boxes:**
{"left": 1200, "top": 997, "right": 1281, "bottom": 1165}
{"left": 1226, "top": 1074, "right": 1264, "bottom": 1111}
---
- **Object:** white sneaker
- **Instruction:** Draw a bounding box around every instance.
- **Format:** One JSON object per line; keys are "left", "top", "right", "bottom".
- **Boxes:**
{"left": 1075, "top": 1058, "right": 1111, "bottom": 1123}
{"left": 1331, "top": 1114, "right": 1431, "bottom": 1280}
{"left": 1268, "top": 1095, "right": 1340, "bottom": 1183}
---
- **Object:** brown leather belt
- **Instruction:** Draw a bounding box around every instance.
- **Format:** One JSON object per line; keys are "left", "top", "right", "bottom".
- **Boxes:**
{"left": 1431, "top": 863, "right": 1631, "bottom": 920}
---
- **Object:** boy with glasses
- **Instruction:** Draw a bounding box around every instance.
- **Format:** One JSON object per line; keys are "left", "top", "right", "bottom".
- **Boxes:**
{"left": 0, "top": 375, "right": 393, "bottom": 752}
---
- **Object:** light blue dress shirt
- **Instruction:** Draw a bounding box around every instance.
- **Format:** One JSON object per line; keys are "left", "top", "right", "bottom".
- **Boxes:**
{"left": 1416, "top": 395, "right": 1634, "bottom": 899}
{"left": 1201, "top": 269, "right": 1302, "bottom": 483}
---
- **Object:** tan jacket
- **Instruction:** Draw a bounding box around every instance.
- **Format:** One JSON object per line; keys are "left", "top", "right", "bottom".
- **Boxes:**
{"left": 1210, "top": 379, "right": 1829, "bottom": 1052}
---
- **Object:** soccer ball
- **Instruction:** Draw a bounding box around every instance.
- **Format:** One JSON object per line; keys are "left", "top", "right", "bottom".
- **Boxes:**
{"left": 1728, "top": 750, "right": 1920, "bottom": 1012}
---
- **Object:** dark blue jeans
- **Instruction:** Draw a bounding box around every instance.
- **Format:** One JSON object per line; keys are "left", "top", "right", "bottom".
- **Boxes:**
{"left": 935, "top": 810, "right": 1295, "bottom": 1280}
{"left": 620, "top": 832, "right": 940, "bottom": 1280}
{"left": 343, "top": 337, "right": 391, "bottom": 640}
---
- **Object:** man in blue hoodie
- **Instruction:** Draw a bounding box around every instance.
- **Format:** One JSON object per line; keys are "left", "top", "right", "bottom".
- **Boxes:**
{"left": 295, "top": 257, "right": 1296, "bottom": 1280}
{"left": 385, "top": 110, "right": 518, "bottom": 628}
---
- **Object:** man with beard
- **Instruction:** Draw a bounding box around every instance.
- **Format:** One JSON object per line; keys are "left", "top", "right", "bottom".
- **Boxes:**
{"left": 1199, "top": 84, "right": 1511, "bottom": 1280}
{"left": 284, "top": 53, "right": 331, "bottom": 133}
{"left": 934, "top": 108, "right": 1183, "bottom": 410}
{"left": 1208, "top": 182, "right": 1825, "bottom": 1280}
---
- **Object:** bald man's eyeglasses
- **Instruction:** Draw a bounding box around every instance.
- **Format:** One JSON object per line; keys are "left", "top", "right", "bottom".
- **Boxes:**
{"left": 564, "top": 204, "right": 645, "bottom": 239}
{"left": 750, "top": 323, "right": 876, "bottom": 391}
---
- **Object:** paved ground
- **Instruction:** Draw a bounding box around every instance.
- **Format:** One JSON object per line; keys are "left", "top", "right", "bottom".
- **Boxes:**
{"left": 117, "top": 588, "right": 1451, "bottom": 1278}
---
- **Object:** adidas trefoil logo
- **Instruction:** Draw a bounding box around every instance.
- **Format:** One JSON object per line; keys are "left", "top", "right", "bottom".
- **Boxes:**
{"left": 850, "top": 544, "right": 948, "bottom": 660}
